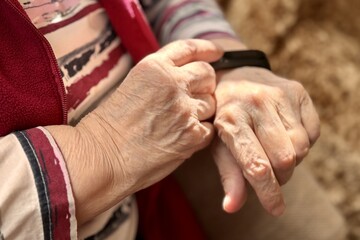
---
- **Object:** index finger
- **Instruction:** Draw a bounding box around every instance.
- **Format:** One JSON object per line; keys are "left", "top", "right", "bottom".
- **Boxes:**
{"left": 157, "top": 39, "right": 223, "bottom": 67}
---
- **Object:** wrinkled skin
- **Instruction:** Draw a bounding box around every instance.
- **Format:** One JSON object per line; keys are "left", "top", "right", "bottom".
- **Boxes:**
{"left": 48, "top": 39, "right": 320, "bottom": 224}
{"left": 212, "top": 66, "right": 320, "bottom": 215}
{"left": 47, "top": 39, "right": 224, "bottom": 223}
{"left": 85, "top": 39, "right": 223, "bottom": 191}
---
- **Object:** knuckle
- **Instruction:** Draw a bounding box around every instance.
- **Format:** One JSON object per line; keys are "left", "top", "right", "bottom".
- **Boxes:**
{"left": 197, "top": 96, "right": 215, "bottom": 116}
{"left": 289, "top": 131, "right": 311, "bottom": 159}
{"left": 183, "top": 69, "right": 197, "bottom": 84}
{"left": 137, "top": 58, "right": 183, "bottom": 94}
{"left": 244, "top": 158, "right": 272, "bottom": 181}
{"left": 244, "top": 88, "right": 268, "bottom": 108}
{"left": 289, "top": 80, "right": 305, "bottom": 92}
{"left": 214, "top": 105, "right": 238, "bottom": 127}
{"left": 299, "top": 141, "right": 310, "bottom": 156}
{"left": 133, "top": 56, "right": 167, "bottom": 81}
{"left": 136, "top": 55, "right": 160, "bottom": 69}
{"left": 296, "top": 138, "right": 311, "bottom": 159}
{"left": 204, "top": 65, "right": 216, "bottom": 89}
{"left": 274, "top": 151, "right": 296, "bottom": 170}
{"left": 193, "top": 61, "right": 216, "bottom": 83}
{"left": 174, "top": 100, "right": 192, "bottom": 118}
{"left": 200, "top": 61, "right": 216, "bottom": 76}
{"left": 187, "top": 125, "right": 208, "bottom": 146}
{"left": 288, "top": 80, "right": 307, "bottom": 98}
{"left": 271, "top": 86, "right": 286, "bottom": 99}
{"left": 296, "top": 147, "right": 309, "bottom": 163}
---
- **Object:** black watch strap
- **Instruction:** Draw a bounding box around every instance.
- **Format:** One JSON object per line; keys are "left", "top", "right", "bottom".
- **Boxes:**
{"left": 210, "top": 50, "right": 271, "bottom": 71}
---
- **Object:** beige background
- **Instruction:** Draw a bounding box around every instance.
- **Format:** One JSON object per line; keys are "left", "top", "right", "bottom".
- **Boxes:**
{"left": 217, "top": 0, "right": 360, "bottom": 238}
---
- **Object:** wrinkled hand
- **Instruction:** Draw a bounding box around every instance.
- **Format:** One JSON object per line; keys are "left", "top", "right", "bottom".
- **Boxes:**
{"left": 48, "top": 39, "right": 223, "bottom": 223}
{"left": 78, "top": 39, "right": 222, "bottom": 203}
{"left": 212, "top": 67, "right": 320, "bottom": 216}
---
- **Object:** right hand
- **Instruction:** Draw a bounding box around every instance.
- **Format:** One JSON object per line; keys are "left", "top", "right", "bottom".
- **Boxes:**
{"left": 52, "top": 39, "right": 223, "bottom": 222}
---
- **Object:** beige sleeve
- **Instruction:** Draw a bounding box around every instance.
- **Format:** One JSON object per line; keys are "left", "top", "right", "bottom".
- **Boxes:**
{"left": 0, "top": 128, "right": 77, "bottom": 239}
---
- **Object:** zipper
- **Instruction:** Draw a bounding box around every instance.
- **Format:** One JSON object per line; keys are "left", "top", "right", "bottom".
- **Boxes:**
{"left": 6, "top": 0, "right": 68, "bottom": 124}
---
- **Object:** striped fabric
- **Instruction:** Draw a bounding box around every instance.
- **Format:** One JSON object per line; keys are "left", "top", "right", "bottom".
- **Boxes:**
{"left": 0, "top": 128, "right": 77, "bottom": 239}
{"left": 14, "top": 128, "right": 77, "bottom": 240}
{"left": 20, "top": 0, "right": 132, "bottom": 123}
{"left": 141, "top": 0, "right": 237, "bottom": 45}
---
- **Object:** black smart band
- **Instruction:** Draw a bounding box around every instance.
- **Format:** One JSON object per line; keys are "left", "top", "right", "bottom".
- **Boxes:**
{"left": 210, "top": 50, "right": 271, "bottom": 71}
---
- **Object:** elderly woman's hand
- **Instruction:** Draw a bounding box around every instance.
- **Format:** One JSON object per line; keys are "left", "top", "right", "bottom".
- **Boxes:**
{"left": 47, "top": 39, "right": 223, "bottom": 224}
{"left": 212, "top": 66, "right": 320, "bottom": 216}
{"left": 90, "top": 39, "right": 222, "bottom": 190}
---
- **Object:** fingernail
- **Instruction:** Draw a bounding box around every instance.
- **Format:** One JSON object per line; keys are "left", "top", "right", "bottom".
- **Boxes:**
{"left": 222, "top": 195, "right": 231, "bottom": 212}
{"left": 271, "top": 203, "right": 285, "bottom": 216}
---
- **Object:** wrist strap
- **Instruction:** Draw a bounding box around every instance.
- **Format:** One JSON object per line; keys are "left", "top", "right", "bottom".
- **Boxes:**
{"left": 210, "top": 50, "right": 271, "bottom": 71}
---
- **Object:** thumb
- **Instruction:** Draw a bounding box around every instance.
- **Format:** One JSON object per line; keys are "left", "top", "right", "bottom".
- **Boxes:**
{"left": 157, "top": 39, "right": 223, "bottom": 66}
{"left": 212, "top": 138, "right": 248, "bottom": 213}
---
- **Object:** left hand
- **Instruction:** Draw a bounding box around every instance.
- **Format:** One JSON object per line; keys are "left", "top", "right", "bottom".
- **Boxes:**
{"left": 212, "top": 66, "right": 320, "bottom": 216}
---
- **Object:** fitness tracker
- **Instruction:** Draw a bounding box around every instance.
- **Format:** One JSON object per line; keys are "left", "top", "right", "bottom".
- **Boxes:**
{"left": 210, "top": 50, "right": 271, "bottom": 71}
